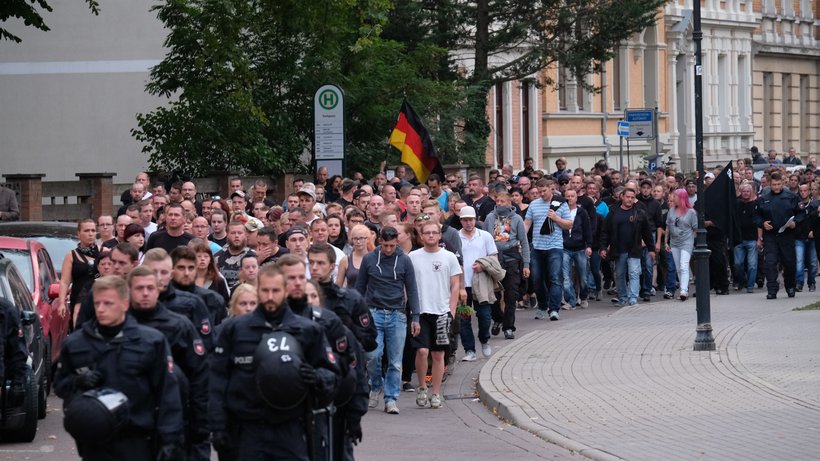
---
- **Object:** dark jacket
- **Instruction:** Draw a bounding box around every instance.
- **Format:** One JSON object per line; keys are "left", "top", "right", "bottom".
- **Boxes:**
{"left": 172, "top": 281, "right": 228, "bottom": 327}
{"left": 318, "top": 281, "right": 377, "bottom": 353}
{"left": 755, "top": 188, "right": 804, "bottom": 236}
{"left": 562, "top": 207, "right": 593, "bottom": 251}
{"left": 129, "top": 303, "right": 208, "bottom": 435}
{"left": 160, "top": 287, "right": 214, "bottom": 351}
{"left": 0, "top": 298, "right": 28, "bottom": 382}
{"left": 209, "top": 305, "right": 339, "bottom": 429}
{"left": 355, "top": 246, "right": 420, "bottom": 321}
{"left": 599, "top": 205, "right": 655, "bottom": 259}
{"left": 54, "top": 316, "right": 183, "bottom": 440}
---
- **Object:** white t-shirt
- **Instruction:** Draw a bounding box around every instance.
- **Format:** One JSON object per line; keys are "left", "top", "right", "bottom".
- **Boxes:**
{"left": 409, "top": 248, "right": 463, "bottom": 315}
{"left": 459, "top": 228, "right": 497, "bottom": 288}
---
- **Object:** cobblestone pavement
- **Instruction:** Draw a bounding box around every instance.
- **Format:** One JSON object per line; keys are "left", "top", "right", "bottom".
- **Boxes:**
{"left": 478, "top": 292, "right": 820, "bottom": 461}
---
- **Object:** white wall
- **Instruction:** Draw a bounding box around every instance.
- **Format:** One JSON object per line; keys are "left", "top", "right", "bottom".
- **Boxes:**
{"left": 0, "top": 0, "right": 167, "bottom": 181}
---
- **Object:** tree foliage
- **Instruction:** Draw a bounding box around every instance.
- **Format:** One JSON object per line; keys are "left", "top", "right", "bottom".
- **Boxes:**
{"left": 0, "top": 0, "right": 99, "bottom": 43}
{"left": 135, "top": 0, "right": 665, "bottom": 177}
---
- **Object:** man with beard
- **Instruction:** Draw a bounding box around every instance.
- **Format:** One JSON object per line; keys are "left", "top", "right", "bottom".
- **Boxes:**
{"left": 171, "top": 246, "right": 228, "bottom": 326}
{"left": 209, "top": 265, "right": 340, "bottom": 461}
{"left": 214, "top": 221, "right": 257, "bottom": 288}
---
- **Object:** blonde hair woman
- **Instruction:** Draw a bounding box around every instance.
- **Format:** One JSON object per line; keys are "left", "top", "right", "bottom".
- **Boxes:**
{"left": 228, "top": 283, "right": 257, "bottom": 317}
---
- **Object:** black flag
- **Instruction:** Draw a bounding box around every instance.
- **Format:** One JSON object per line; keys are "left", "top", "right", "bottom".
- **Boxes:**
{"left": 703, "top": 161, "right": 741, "bottom": 247}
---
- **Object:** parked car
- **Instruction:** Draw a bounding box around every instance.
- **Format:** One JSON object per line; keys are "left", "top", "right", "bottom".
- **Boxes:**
{"left": 0, "top": 222, "right": 79, "bottom": 277}
{"left": 0, "top": 255, "right": 49, "bottom": 442}
{"left": 0, "top": 237, "right": 70, "bottom": 366}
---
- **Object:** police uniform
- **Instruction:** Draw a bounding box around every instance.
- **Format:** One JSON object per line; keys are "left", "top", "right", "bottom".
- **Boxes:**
{"left": 160, "top": 286, "right": 214, "bottom": 350}
{"left": 130, "top": 302, "right": 210, "bottom": 461}
{"left": 755, "top": 187, "right": 805, "bottom": 296}
{"left": 209, "top": 304, "right": 340, "bottom": 461}
{"left": 317, "top": 281, "right": 377, "bottom": 353}
{"left": 173, "top": 281, "right": 228, "bottom": 326}
{"left": 54, "top": 316, "right": 184, "bottom": 461}
{"left": 289, "top": 296, "right": 368, "bottom": 461}
{"left": 0, "top": 298, "right": 29, "bottom": 396}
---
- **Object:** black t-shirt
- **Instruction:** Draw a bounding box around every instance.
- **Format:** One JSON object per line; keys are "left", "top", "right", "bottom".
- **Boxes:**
{"left": 145, "top": 230, "right": 194, "bottom": 253}
{"left": 613, "top": 207, "right": 637, "bottom": 255}
{"left": 208, "top": 234, "right": 228, "bottom": 248}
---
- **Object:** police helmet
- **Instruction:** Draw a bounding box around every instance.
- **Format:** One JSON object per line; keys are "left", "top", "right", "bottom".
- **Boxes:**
{"left": 254, "top": 331, "right": 308, "bottom": 410}
{"left": 63, "top": 388, "right": 129, "bottom": 443}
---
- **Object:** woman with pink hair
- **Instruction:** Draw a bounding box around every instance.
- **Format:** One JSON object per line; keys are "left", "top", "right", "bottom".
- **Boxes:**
{"left": 663, "top": 188, "right": 698, "bottom": 300}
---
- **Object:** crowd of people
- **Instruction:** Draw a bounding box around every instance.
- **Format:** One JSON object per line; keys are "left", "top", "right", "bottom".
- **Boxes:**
{"left": 50, "top": 146, "right": 820, "bottom": 460}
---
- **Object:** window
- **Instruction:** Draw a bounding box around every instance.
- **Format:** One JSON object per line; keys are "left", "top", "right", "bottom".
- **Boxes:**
{"left": 782, "top": 73, "right": 791, "bottom": 148}
{"left": 737, "top": 55, "right": 749, "bottom": 131}
{"left": 718, "top": 54, "right": 729, "bottom": 131}
{"left": 800, "top": 75, "right": 809, "bottom": 152}
{"left": 495, "top": 83, "right": 504, "bottom": 168}
{"left": 763, "top": 72, "right": 773, "bottom": 147}
{"left": 522, "top": 82, "right": 530, "bottom": 160}
{"left": 558, "top": 64, "right": 568, "bottom": 111}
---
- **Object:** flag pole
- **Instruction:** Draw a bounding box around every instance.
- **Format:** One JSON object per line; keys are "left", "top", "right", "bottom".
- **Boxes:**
{"left": 692, "top": 0, "right": 715, "bottom": 351}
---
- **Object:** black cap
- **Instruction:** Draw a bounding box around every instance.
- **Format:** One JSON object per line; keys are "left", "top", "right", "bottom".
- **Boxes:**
{"left": 285, "top": 226, "right": 308, "bottom": 240}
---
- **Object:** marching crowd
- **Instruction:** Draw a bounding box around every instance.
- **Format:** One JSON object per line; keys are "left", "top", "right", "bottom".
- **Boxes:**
{"left": 50, "top": 146, "right": 820, "bottom": 460}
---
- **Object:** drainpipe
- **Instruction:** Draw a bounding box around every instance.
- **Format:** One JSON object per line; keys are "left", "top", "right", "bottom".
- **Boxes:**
{"left": 601, "top": 62, "right": 611, "bottom": 166}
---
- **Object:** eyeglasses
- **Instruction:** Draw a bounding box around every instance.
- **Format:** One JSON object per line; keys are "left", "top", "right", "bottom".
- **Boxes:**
{"left": 351, "top": 237, "right": 367, "bottom": 242}
{"left": 422, "top": 231, "right": 440, "bottom": 236}
{"left": 674, "top": 217, "right": 680, "bottom": 227}
{"left": 414, "top": 215, "right": 431, "bottom": 223}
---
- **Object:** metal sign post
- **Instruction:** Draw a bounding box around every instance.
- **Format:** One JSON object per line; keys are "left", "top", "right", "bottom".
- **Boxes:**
{"left": 617, "top": 121, "right": 630, "bottom": 172}
{"left": 314, "top": 84, "right": 345, "bottom": 177}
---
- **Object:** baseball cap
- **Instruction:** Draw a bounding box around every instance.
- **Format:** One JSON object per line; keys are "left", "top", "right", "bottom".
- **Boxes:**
{"left": 341, "top": 178, "right": 357, "bottom": 193}
{"left": 296, "top": 187, "right": 316, "bottom": 201}
{"left": 460, "top": 206, "right": 477, "bottom": 219}
{"left": 230, "top": 190, "right": 246, "bottom": 200}
{"left": 285, "top": 226, "right": 308, "bottom": 240}
{"left": 704, "top": 172, "right": 715, "bottom": 180}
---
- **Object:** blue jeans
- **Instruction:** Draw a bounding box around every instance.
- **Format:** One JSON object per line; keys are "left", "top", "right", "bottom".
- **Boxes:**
{"left": 664, "top": 247, "right": 677, "bottom": 293}
{"left": 615, "top": 253, "right": 641, "bottom": 304}
{"left": 640, "top": 232, "right": 656, "bottom": 294}
{"left": 562, "top": 249, "right": 589, "bottom": 305}
{"left": 733, "top": 240, "right": 758, "bottom": 289}
{"left": 531, "top": 248, "right": 563, "bottom": 313}
{"left": 795, "top": 239, "right": 817, "bottom": 287}
{"left": 460, "top": 288, "right": 491, "bottom": 352}
{"left": 586, "top": 250, "right": 602, "bottom": 293}
{"left": 367, "top": 309, "right": 407, "bottom": 404}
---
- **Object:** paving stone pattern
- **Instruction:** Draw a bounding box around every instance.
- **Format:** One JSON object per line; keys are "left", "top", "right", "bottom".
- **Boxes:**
{"left": 479, "top": 293, "right": 820, "bottom": 461}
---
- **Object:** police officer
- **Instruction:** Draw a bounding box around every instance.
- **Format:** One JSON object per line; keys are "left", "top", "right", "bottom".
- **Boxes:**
{"left": 54, "top": 275, "right": 184, "bottom": 460}
{"left": 170, "top": 246, "right": 228, "bottom": 326}
{"left": 286, "top": 249, "right": 369, "bottom": 460}
{"left": 128, "top": 266, "right": 210, "bottom": 461}
{"left": 143, "top": 248, "right": 214, "bottom": 350}
{"left": 0, "top": 297, "right": 29, "bottom": 409}
{"left": 209, "top": 264, "right": 340, "bottom": 461}
{"left": 755, "top": 172, "right": 804, "bottom": 299}
{"left": 314, "top": 254, "right": 376, "bottom": 354}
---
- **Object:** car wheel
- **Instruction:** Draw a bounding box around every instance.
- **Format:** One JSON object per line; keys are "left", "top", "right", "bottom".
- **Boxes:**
{"left": 37, "top": 342, "right": 50, "bottom": 419}
{"left": 4, "top": 366, "right": 38, "bottom": 442}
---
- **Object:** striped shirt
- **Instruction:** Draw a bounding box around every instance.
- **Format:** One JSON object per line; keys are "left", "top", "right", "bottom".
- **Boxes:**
{"left": 526, "top": 197, "right": 571, "bottom": 250}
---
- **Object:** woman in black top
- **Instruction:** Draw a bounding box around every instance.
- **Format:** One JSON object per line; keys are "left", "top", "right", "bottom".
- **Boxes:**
{"left": 58, "top": 219, "right": 99, "bottom": 330}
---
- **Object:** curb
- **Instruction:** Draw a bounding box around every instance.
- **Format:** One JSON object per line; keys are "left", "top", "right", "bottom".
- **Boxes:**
{"left": 477, "top": 330, "right": 626, "bottom": 461}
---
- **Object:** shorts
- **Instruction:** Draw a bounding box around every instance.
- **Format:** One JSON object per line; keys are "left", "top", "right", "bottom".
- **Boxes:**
{"left": 411, "top": 313, "right": 452, "bottom": 351}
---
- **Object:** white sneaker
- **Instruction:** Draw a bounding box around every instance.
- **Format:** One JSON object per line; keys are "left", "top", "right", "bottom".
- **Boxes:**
{"left": 481, "top": 343, "right": 492, "bottom": 358}
{"left": 579, "top": 299, "right": 588, "bottom": 309}
{"left": 549, "top": 311, "right": 560, "bottom": 321}
{"left": 534, "top": 309, "right": 548, "bottom": 320}
{"left": 462, "top": 351, "right": 477, "bottom": 362}
{"left": 415, "top": 387, "right": 429, "bottom": 407}
{"left": 430, "top": 393, "right": 443, "bottom": 409}
{"left": 384, "top": 401, "right": 399, "bottom": 414}
{"left": 368, "top": 388, "right": 383, "bottom": 408}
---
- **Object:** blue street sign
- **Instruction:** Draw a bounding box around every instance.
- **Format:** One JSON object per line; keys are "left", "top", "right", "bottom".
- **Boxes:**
{"left": 625, "top": 109, "right": 655, "bottom": 139}
{"left": 617, "top": 121, "right": 630, "bottom": 137}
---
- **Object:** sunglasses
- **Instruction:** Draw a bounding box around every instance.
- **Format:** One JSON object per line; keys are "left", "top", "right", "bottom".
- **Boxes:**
{"left": 414, "top": 215, "right": 431, "bottom": 223}
{"left": 211, "top": 195, "right": 221, "bottom": 200}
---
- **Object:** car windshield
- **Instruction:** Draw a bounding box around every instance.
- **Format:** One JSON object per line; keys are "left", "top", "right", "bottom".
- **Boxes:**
{"left": 34, "top": 237, "right": 77, "bottom": 272}
{"left": 0, "top": 249, "right": 34, "bottom": 292}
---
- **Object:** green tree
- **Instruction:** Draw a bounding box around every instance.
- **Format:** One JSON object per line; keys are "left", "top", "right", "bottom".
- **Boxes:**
{"left": 1, "top": 0, "right": 99, "bottom": 43}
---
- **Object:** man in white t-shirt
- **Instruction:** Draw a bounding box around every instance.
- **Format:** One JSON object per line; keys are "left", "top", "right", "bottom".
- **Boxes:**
{"left": 457, "top": 206, "right": 498, "bottom": 361}
{"left": 409, "top": 220, "right": 462, "bottom": 410}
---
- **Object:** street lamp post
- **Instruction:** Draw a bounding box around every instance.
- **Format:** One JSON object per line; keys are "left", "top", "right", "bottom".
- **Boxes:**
{"left": 692, "top": 0, "right": 716, "bottom": 351}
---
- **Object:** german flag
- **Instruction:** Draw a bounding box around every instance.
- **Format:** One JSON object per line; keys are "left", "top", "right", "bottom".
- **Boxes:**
{"left": 389, "top": 101, "right": 444, "bottom": 184}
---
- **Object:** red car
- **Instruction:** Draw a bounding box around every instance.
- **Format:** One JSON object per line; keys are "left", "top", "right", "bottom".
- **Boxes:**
{"left": 0, "top": 237, "right": 70, "bottom": 365}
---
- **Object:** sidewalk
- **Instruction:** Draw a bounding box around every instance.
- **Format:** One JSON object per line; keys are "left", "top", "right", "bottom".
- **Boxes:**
{"left": 478, "top": 292, "right": 820, "bottom": 461}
